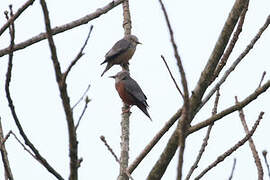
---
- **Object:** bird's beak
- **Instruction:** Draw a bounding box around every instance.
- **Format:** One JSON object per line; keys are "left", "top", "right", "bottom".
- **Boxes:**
{"left": 137, "top": 41, "right": 142, "bottom": 45}
{"left": 109, "top": 75, "right": 116, "bottom": 79}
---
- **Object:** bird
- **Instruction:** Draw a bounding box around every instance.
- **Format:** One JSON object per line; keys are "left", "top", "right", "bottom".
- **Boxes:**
{"left": 100, "top": 35, "right": 141, "bottom": 77}
{"left": 109, "top": 71, "right": 151, "bottom": 120}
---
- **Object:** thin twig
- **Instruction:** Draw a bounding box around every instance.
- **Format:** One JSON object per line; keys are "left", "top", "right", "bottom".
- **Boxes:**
{"left": 75, "top": 96, "right": 90, "bottom": 131}
{"left": 100, "top": 135, "right": 119, "bottom": 163}
{"left": 258, "top": 71, "right": 266, "bottom": 88}
{"left": 212, "top": 1, "right": 249, "bottom": 82}
{"left": 10, "top": 131, "right": 36, "bottom": 159}
{"left": 40, "top": 0, "right": 77, "bottom": 179}
{"left": 62, "top": 25, "right": 93, "bottom": 85}
{"left": 235, "top": 96, "right": 263, "bottom": 180}
{"left": 228, "top": 158, "right": 237, "bottom": 180}
{"left": 185, "top": 89, "right": 220, "bottom": 180}
{"left": 72, "top": 84, "right": 91, "bottom": 110}
{"left": 262, "top": 150, "right": 270, "bottom": 178}
{"left": 161, "top": 55, "right": 183, "bottom": 97}
{"left": 100, "top": 136, "right": 134, "bottom": 180}
{"left": 198, "top": 14, "right": 270, "bottom": 115}
{"left": 194, "top": 112, "right": 264, "bottom": 180}
{"left": 0, "top": 0, "right": 125, "bottom": 57}
{"left": 0, "top": 0, "right": 35, "bottom": 37}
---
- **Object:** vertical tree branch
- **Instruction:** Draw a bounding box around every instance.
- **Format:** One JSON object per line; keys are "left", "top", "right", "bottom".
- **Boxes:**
{"left": 118, "top": 1, "right": 131, "bottom": 180}
{"left": 40, "top": 1, "right": 78, "bottom": 179}
{"left": 0, "top": 118, "right": 14, "bottom": 180}
{"left": 235, "top": 96, "right": 263, "bottom": 180}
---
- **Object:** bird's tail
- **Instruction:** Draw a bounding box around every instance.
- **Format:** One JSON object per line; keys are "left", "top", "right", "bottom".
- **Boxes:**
{"left": 137, "top": 103, "right": 152, "bottom": 121}
{"left": 101, "top": 63, "right": 113, "bottom": 77}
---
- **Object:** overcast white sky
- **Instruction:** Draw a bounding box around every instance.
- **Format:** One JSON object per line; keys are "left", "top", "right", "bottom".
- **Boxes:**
{"left": 0, "top": 0, "right": 270, "bottom": 179}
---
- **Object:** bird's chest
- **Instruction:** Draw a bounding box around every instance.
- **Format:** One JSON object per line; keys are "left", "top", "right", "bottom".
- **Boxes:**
{"left": 115, "top": 82, "right": 135, "bottom": 105}
{"left": 116, "top": 47, "right": 136, "bottom": 64}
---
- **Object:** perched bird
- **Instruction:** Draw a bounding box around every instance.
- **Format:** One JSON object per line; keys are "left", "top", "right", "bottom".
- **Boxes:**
{"left": 110, "top": 71, "right": 151, "bottom": 120}
{"left": 100, "top": 35, "right": 141, "bottom": 77}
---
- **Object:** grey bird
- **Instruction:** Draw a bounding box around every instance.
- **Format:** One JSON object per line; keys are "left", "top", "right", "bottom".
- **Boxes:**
{"left": 100, "top": 35, "right": 141, "bottom": 77}
{"left": 109, "top": 71, "right": 151, "bottom": 120}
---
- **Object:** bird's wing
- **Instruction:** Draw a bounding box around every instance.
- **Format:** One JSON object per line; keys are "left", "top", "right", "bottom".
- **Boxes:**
{"left": 123, "top": 78, "right": 148, "bottom": 107}
{"left": 105, "top": 39, "right": 130, "bottom": 60}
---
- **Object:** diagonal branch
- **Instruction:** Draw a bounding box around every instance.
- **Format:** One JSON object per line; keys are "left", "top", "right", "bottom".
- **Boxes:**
{"left": 194, "top": 112, "right": 264, "bottom": 180}
{"left": 188, "top": 79, "right": 270, "bottom": 134}
{"left": 0, "top": 0, "right": 125, "bottom": 57}
{"left": 0, "top": 0, "right": 35, "bottom": 37}
{"left": 40, "top": 0, "right": 78, "bottom": 179}
{"left": 235, "top": 96, "right": 263, "bottom": 180}
{"left": 212, "top": 1, "right": 249, "bottom": 82}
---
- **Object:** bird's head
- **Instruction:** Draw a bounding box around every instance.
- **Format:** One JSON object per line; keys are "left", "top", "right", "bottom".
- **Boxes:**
{"left": 125, "top": 35, "right": 142, "bottom": 45}
{"left": 109, "top": 70, "right": 130, "bottom": 82}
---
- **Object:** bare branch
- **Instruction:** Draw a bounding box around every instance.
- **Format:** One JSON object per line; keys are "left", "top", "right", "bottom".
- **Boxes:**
{"left": 258, "top": 71, "right": 266, "bottom": 88}
{"left": 185, "top": 89, "right": 220, "bottom": 180}
{"left": 118, "top": 1, "right": 132, "bottom": 180}
{"left": 62, "top": 25, "right": 93, "bottom": 85}
{"left": 228, "top": 158, "right": 237, "bottom": 180}
{"left": 161, "top": 55, "right": 183, "bottom": 97}
{"left": 188, "top": 79, "right": 270, "bottom": 134}
{"left": 147, "top": 1, "right": 247, "bottom": 179}
{"left": 262, "top": 150, "right": 270, "bottom": 178}
{"left": 0, "top": 0, "right": 125, "bottom": 57}
{"left": 40, "top": 0, "right": 78, "bottom": 179}
{"left": 194, "top": 112, "right": 264, "bottom": 180}
{"left": 0, "top": 0, "right": 35, "bottom": 37}
{"left": 235, "top": 96, "right": 263, "bottom": 180}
